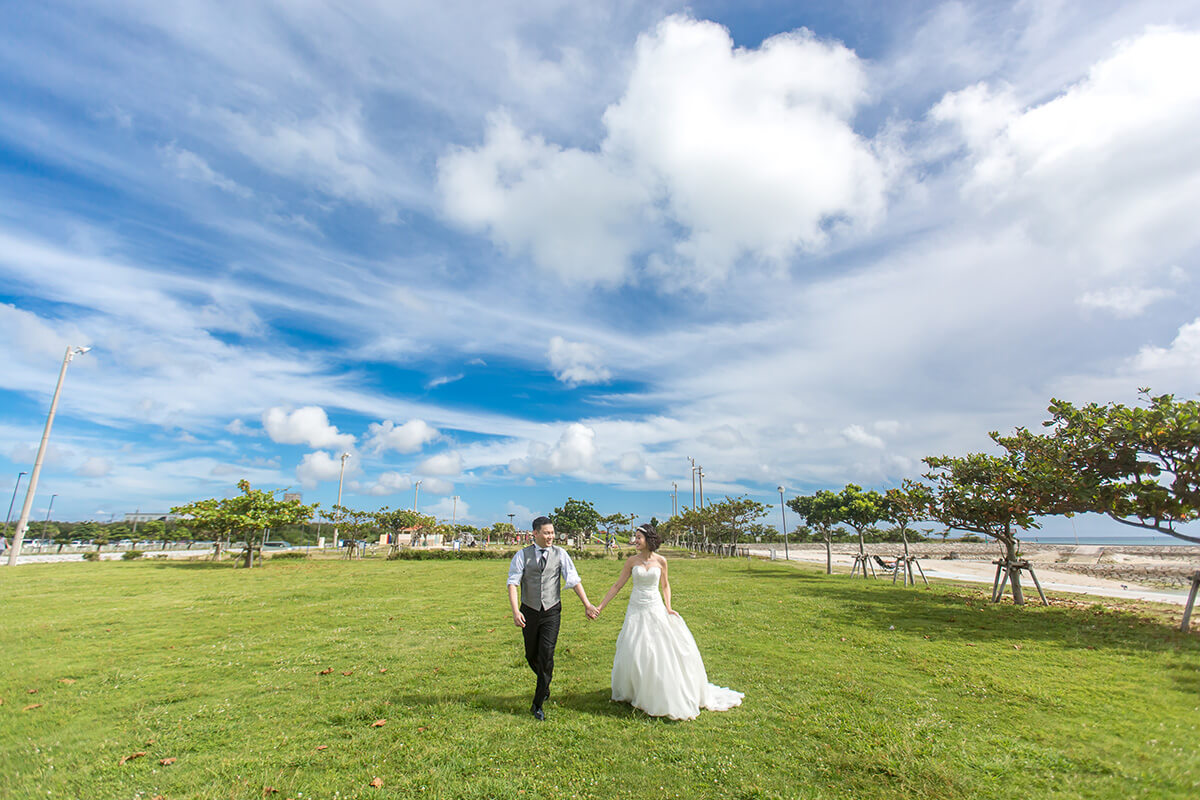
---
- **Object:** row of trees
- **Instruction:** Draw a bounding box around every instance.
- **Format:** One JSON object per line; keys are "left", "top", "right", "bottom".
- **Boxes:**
{"left": 780, "top": 391, "right": 1200, "bottom": 604}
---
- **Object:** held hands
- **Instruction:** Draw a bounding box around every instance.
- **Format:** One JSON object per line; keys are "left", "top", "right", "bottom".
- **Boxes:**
{"left": 585, "top": 603, "right": 600, "bottom": 620}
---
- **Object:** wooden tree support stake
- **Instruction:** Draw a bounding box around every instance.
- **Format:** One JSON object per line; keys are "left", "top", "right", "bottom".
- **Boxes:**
{"left": 891, "top": 555, "right": 929, "bottom": 587}
{"left": 850, "top": 552, "right": 877, "bottom": 578}
{"left": 1181, "top": 570, "right": 1200, "bottom": 632}
{"left": 990, "top": 558, "right": 1048, "bottom": 606}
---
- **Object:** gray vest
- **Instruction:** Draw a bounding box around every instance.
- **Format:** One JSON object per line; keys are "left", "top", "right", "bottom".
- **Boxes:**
{"left": 520, "top": 544, "right": 562, "bottom": 610}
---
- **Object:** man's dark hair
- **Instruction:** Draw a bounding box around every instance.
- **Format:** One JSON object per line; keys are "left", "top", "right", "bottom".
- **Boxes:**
{"left": 532, "top": 516, "right": 553, "bottom": 532}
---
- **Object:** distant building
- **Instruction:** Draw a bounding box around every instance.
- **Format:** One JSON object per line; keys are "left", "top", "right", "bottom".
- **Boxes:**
{"left": 283, "top": 492, "right": 302, "bottom": 504}
{"left": 124, "top": 512, "right": 179, "bottom": 523}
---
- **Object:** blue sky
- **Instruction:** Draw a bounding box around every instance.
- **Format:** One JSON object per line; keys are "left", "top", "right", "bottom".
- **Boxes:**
{"left": 2, "top": 1, "right": 1199, "bottom": 540}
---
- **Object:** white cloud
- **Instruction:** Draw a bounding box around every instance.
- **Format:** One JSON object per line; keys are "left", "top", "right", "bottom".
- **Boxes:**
{"left": 548, "top": 336, "right": 611, "bottom": 385}
{"left": 418, "top": 477, "right": 453, "bottom": 496}
{"left": 296, "top": 450, "right": 358, "bottom": 490}
{"left": 225, "top": 418, "right": 261, "bottom": 436}
{"left": 1078, "top": 286, "right": 1171, "bottom": 318}
{"left": 439, "top": 15, "right": 889, "bottom": 287}
{"left": 701, "top": 425, "right": 746, "bottom": 449}
{"left": 417, "top": 451, "right": 463, "bottom": 476}
{"left": 424, "top": 374, "right": 464, "bottom": 390}
{"left": 1132, "top": 318, "right": 1200, "bottom": 372}
{"left": 841, "top": 424, "right": 885, "bottom": 449}
{"left": 363, "top": 419, "right": 439, "bottom": 454}
{"left": 158, "top": 142, "right": 251, "bottom": 198}
{"left": 509, "top": 423, "right": 597, "bottom": 475}
{"left": 425, "top": 495, "right": 469, "bottom": 522}
{"left": 263, "top": 406, "right": 356, "bottom": 451}
{"left": 77, "top": 456, "right": 113, "bottom": 478}
{"left": 362, "top": 471, "right": 412, "bottom": 497}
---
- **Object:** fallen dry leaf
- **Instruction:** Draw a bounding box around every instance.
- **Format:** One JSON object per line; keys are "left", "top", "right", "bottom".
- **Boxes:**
{"left": 487, "top": 628, "right": 495, "bottom": 633}
{"left": 922, "top": 635, "right": 930, "bottom": 640}
{"left": 1012, "top": 644, "right": 1022, "bottom": 650}
{"left": 371, "top": 719, "right": 387, "bottom": 727}
{"left": 318, "top": 668, "right": 333, "bottom": 675}
{"left": 315, "top": 745, "right": 329, "bottom": 751}
{"left": 378, "top": 668, "right": 387, "bottom": 674}
{"left": 153, "top": 795, "right": 165, "bottom": 800}
{"left": 369, "top": 778, "right": 383, "bottom": 788}
{"left": 263, "top": 787, "right": 278, "bottom": 796}
{"left": 58, "top": 678, "right": 76, "bottom": 684}
{"left": 146, "top": 738, "right": 156, "bottom": 745}
{"left": 118, "top": 751, "right": 147, "bottom": 765}
{"left": 23, "top": 703, "right": 43, "bottom": 711}
{"left": 417, "top": 726, "right": 427, "bottom": 733}
{"left": 965, "top": 643, "right": 976, "bottom": 647}
{"left": 160, "top": 757, "right": 176, "bottom": 766}
{"left": 27, "top": 688, "right": 38, "bottom": 694}
{"left": 342, "top": 671, "right": 354, "bottom": 676}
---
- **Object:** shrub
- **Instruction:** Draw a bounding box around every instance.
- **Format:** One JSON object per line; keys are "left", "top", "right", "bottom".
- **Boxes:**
{"left": 387, "top": 549, "right": 519, "bottom": 561}
{"left": 122, "top": 550, "right": 144, "bottom": 561}
{"left": 81, "top": 551, "right": 100, "bottom": 561}
{"left": 269, "top": 551, "right": 310, "bottom": 561}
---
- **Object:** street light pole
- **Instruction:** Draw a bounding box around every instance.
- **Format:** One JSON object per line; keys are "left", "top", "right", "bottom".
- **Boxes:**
{"left": 333, "top": 452, "right": 351, "bottom": 548}
{"left": 8, "top": 345, "right": 90, "bottom": 566}
{"left": 4, "top": 471, "right": 27, "bottom": 534}
{"left": 45, "top": 493, "right": 57, "bottom": 524}
{"left": 697, "top": 466, "right": 706, "bottom": 546}
{"left": 778, "top": 486, "right": 789, "bottom": 562}
{"left": 413, "top": 480, "right": 422, "bottom": 513}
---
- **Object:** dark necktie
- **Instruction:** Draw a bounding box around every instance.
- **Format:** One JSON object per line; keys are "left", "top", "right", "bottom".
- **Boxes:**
{"left": 538, "top": 549, "right": 547, "bottom": 570}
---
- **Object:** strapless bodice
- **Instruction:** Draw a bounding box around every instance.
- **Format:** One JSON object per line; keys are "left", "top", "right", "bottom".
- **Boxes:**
{"left": 628, "top": 564, "right": 663, "bottom": 608}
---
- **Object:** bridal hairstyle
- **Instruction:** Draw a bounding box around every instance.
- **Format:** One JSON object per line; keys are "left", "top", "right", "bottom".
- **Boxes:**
{"left": 637, "top": 523, "right": 661, "bottom": 552}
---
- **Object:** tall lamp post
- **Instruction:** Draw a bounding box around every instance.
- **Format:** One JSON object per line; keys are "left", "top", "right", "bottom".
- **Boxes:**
{"left": 4, "top": 471, "right": 27, "bottom": 534}
{"left": 8, "top": 345, "right": 90, "bottom": 566}
{"left": 777, "top": 486, "right": 789, "bottom": 562}
{"left": 413, "top": 480, "right": 422, "bottom": 513}
{"left": 333, "top": 451, "right": 351, "bottom": 548}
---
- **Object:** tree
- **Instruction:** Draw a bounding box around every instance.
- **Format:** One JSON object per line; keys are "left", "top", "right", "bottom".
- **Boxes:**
{"left": 881, "top": 481, "right": 933, "bottom": 561}
{"left": 375, "top": 507, "right": 436, "bottom": 546}
{"left": 52, "top": 524, "right": 73, "bottom": 553}
{"left": 491, "top": 521, "right": 516, "bottom": 545}
{"left": 173, "top": 481, "right": 317, "bottom": 569}
{"left": 923, "top": 451, "right": 1047, "bottom": 604}
{"left": 705, "top": 495, "right": 770, "bottom": 547}
{"left": 552, "top": 498, "right": 602, "bottom": 546}
{"left": 835, "top": 484, "right": 885, "bottom": 572}
{"left": 787, "top": 490, "right": 842, "bottom": 574}
{"left": 998, "top": 391, "right": 1200, "bottom": 544}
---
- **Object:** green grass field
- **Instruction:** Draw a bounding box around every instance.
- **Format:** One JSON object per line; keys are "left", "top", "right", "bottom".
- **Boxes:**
{"left": 2, "top": 554, "right": 1197, "bottom": 799}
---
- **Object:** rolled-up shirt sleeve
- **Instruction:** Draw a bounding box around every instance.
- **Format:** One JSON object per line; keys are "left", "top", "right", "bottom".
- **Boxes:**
{"left": 559, "top": 548, "right": 582, "bottom": 589}
{"left": 507, "top": 549, "right": 525, "bottom": 586}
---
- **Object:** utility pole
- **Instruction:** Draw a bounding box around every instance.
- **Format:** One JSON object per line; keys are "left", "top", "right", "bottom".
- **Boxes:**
{"left": 697, "top": 466, "right": 706, "bottom": 545}
{"left": 5, "top": 471, "right": 27, "bottom": 534}
{"left": 778, "top": 486, "right": 789, "bottom": 562}
{"left": 413, "top": 479, "right": 422, "bottom": 513}
{"left": 9, "top": 345, "right": 91, "bottom": 565}
{"left": 671, "top": 482, "right": 678, "bottom": 517}
{"left": 334, "top": 452, "right": 351, "bottom": 547}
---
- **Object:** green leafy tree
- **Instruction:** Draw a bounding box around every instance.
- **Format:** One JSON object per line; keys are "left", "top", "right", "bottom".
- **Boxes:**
{"left": 997, "top": 391, "right": 1200, "bottom": 544}
{"left": 552, "top": 498, "right": 602, "bottom": 546}
{"left": 923, "top": 451, "right": 1047, "bottom": 604}
{"left": 173, "top": 481, "right": 317, "bottom": 568}
{"left": 52, "top": 524, "right": 74, "bottom": 553}
{"left": 787, "top": 490, "right": 842, "bottom": 573}
{"left": 881, "top": 481, "right": 933, "bottom": 561}
{"left": 490, "top": 521, "right": 516, "bottom": 545}
{"left": 835, "top": 484, "right": 885, "bottom": 567}
{"left": 705, "top": 495, "right": 770, "bottom": 547}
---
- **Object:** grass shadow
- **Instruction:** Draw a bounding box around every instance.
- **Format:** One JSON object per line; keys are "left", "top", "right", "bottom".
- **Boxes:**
{"left": 386, "top": 688, "right": 639, "bottom": 719}
{"left": 790, "top": 572, "right": 1200, "bottom": 655}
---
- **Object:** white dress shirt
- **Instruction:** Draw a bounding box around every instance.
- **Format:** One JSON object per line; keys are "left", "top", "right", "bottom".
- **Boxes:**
{"left": 506, "top": 545, "right": 582, "bottom": 589}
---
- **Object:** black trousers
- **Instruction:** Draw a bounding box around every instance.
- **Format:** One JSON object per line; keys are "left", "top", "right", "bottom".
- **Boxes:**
{"left": 521, "top": 602, "right": 561, "bottom": 708}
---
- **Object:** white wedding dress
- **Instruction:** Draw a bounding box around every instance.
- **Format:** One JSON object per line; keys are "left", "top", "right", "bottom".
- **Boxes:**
{"left": 610, "top": 563, "right": 743, "bottom": 720}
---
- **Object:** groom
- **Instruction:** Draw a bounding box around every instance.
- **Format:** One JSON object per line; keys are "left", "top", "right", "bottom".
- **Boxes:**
{"left": 507, "top": 516, "right": 598, "bottom": 720}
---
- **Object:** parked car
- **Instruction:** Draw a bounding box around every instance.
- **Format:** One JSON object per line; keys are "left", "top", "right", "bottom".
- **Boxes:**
{"left": 261, "top": 541, "right": 292, "bottom": 550}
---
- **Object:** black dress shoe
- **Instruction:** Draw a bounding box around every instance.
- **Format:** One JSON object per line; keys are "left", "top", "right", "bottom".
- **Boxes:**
{"left": 531, "top": 705, "right": 545, "bottom": 721}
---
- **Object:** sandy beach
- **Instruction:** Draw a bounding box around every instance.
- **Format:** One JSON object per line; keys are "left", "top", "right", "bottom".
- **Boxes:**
{"left": 746, "top": 542, "right": 1200, "bottom": 606}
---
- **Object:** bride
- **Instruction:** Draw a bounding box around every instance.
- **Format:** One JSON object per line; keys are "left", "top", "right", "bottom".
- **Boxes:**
{"left": 596, "top": 523, "right": 743, "bottom": 720}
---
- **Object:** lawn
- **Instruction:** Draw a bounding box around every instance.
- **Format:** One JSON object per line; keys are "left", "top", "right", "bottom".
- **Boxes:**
{"left": 1, "top": 554, "right": 1197, "bottom": 800}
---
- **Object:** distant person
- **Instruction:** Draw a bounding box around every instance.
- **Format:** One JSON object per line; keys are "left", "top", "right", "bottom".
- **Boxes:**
{"left": 506, "top": 516, "right": 599, "bottom": 720}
